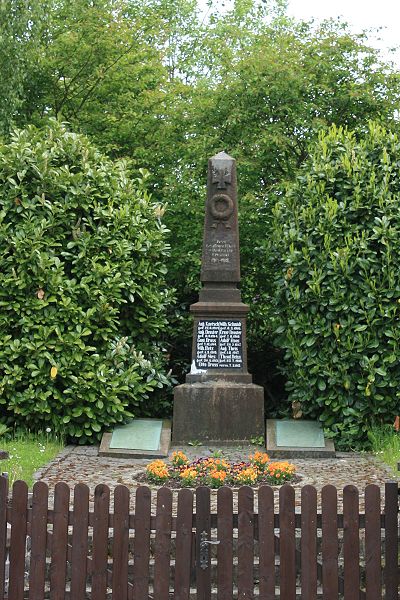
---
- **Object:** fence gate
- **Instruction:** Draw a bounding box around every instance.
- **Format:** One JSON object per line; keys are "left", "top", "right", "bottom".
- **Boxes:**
{"left": 0, "top": 477, "right": 398, "bottom": 599}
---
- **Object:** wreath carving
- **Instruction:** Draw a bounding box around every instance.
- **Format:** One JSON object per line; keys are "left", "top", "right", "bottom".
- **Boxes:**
{"left": 210, "top": 193, "right": 234, "bottom": 222}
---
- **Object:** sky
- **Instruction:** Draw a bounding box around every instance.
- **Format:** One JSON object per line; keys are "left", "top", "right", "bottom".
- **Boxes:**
{"left": 286, "top": 0, "right": 400, "bottom": 66}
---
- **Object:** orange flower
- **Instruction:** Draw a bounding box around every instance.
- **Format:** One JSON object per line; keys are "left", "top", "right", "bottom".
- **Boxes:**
{"left": 209, "top": 469, "right": 227, "bottom": 481}
{"left": 266, "top": 461, "right": 295, "bottom": 484}
{"left": 146, "top": 459, "right": 169, "bottom": 482}
{"left": 249, "top": 451, "right": 269, "bottom": 471}
{"left": 180, "top": 467, "right": 197, "bottom": 479}
{"left": 204, "top": 458, "right": 230, "bottom": 471}
{"left": 235, "top": 467, "right": 258, "bottom": 485}
{"left": 208, "top": 469, "right": 227, "bottom": 488}
{"left": 171, "top": 451, "right": 189, "bottom": 467}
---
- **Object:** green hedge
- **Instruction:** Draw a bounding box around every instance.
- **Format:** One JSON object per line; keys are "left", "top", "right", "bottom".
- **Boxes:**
{"left": 273, "top": 123, "right": 400, "bottom": 448}
{"left": 0, "top": 120, "right": 173, "bottom": 442}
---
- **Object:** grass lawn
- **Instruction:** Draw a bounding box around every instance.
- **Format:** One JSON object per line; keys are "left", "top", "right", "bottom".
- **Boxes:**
{"left": 369, "top": 425, "right": 400, "bottom": 476}
{"left": 0, "top": 431, "right": 64, "bottom": 487}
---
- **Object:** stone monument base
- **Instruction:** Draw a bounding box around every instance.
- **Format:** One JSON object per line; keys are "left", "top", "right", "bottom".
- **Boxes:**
{"left": 172, "top": 381, "right": 264, "bottom": 444}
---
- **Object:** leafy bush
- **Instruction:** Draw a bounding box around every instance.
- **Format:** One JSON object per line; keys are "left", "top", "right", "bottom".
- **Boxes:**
{"left": 0, "top": 120, "right": 173, "bottom": 442}
{"left": 273, "top": 123, "right": 400, "bottom": 448}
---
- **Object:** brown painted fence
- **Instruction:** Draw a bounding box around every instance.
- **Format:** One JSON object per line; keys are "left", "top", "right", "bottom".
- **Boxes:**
{"left": 0, "top": 477, "right": 398, "bottom": 599}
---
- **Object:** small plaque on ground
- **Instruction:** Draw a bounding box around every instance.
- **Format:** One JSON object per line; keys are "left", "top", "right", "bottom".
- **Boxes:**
{"left": 276, "top": 420, "right": 325, "bottom": 448}
{"left": 266, "top": 419, "right": 335, "bottom": 458}
{"left": 195, "top": 319, "right": 243, "bottom": 369}
{"left": 99, "top": 419, "right": 171, "bottom": 458}
{"left": 110, "top": 419, "right": 162, "bottom": 450}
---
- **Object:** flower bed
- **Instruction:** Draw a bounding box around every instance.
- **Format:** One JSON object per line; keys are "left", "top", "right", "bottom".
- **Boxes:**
{"left": 141, "top": 451, "right": 298, "bottom": 489}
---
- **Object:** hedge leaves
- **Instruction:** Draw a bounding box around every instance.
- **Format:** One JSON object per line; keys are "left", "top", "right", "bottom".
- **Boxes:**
{"left": 273, "top": 123, "right": 400, "bottom": 448}
{"left": 0, "top": 120, "right": 173, "bottom": 442}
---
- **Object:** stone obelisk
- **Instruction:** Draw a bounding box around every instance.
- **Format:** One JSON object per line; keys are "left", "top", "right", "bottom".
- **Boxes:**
{"left": 172, "top": 152, "right": 264, "bottom": 443}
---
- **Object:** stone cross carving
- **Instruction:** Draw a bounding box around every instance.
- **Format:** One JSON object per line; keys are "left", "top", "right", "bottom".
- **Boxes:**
{"left": 212, "top": 166, "right": 232, "bottom": 189}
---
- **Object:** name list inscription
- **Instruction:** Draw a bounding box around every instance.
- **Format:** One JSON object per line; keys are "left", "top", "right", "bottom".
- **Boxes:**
{"left": 205, "top": 239, "right": 236, "bottom": 267}
{"left": 195, "top": 320, "right": 243, "bottom": 369}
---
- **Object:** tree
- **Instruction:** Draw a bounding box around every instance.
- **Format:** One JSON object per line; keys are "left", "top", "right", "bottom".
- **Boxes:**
{"left": 0, "top": 0, "right": 43, "bottom": 135}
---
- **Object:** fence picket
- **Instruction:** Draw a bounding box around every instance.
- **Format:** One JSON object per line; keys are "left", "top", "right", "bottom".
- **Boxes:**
{"left": 365, "top": 484, "right": 381, "bottom": 600}
{"left": 196, "top": 486, "right": 211, "bottom": 600}
{"left": 8, "top": 480, "right": 28, "bottom": 600}
{"left": 301, "top": 485, "right": 317, "bottom": 599}
{"left": 279, "top": 484, "right": 296, "bottom": 600}
{"left": 174, "top": 489, "right": 193, "bottom": 600}
{"left": 112, "top": 485, "right": 129, "bottom": 600}
{"left": 343, "top": 485, "right": 360, "bottom": 600}
{"left": 384, "top": 481, "right": 399, "bottom": 600}
{"left": 217, "top": 486, "right": 233, "bottom": 600}
{"left": 132, "top": 485, "right": 151, "bottom": 600}
{"left": 92, "top": 484, "right": 110, "bottom": 600}
{"left": 50, "top": 482, "right": 70, "bottom": 600}
{"left": 258, "top": 485, "right": 275, "bottom": 600}
{"left": 153, "top": 488, "right": 172, "bottom": 600}
{"left": 29, "top": 481, "right": 49, "bottom": 600}
{"left": 238, "top": 486, "right": 254, "bottom": 600}
{"left": 321, "top": 485, "right": 338, "bottom": 600}
{"left": 0, "top": 476, "right": 9, "bottom": 600}
{"left": 70, "top": 483, "right": 89, "bottom": 600}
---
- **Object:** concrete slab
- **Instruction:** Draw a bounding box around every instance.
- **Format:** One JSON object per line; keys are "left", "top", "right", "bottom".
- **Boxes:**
{"left": 266, "top": 419, "right": 335, "bottom": 458}
{"left": 99, "top": 419, "right": 171, "bottom": 459}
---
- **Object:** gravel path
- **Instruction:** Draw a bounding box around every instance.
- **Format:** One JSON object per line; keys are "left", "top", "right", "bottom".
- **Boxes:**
{"left": 33, "top": 444, "right": 396, "bottom": 512}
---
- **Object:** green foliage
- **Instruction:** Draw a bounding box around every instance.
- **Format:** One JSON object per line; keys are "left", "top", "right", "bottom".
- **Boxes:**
{"left": 0, "top": 120, "right": 173, "bottom": 442}
{"left": 273, "top": 122, "right": 400, "bottom": 447}
{"left": 0, "top": 0, "right": 43, "bottom": 135}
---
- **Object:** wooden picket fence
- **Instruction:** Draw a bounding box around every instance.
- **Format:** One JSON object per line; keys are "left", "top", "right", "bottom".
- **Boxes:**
{"left": 0, "top": 476, "right": 398, "bottom": 599}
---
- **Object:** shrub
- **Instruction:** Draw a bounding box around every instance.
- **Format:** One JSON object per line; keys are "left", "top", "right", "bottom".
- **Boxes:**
{"left": 273, "top": 122, "right": 400, "bottom": 448}
{"left": 0, "top": 120, "right": 173, "bottom": 442}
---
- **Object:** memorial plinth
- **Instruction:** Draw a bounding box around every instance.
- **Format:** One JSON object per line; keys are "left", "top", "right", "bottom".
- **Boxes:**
{"left": 172, "top": 152, "right": 264, "bottom": 444}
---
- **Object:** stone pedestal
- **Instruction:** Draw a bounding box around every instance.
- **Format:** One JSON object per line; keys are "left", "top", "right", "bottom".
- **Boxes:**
{"left": 172, "top": 152, "right": 264, "bottom": 444}
{"left": 173, "top": 382, "right": 264, "bottom": 444}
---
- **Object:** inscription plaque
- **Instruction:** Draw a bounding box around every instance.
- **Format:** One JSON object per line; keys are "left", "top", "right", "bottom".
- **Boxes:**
{"left": 195, "top": 320, "right": 243, "bottom": 369}
{"left": 204, "top": 238, "right": 237, "bottom": 268}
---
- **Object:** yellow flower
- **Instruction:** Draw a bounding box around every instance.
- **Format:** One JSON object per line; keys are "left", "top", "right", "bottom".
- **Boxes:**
{"left": 50, "top": 366, "right": 58, "bottom": 379}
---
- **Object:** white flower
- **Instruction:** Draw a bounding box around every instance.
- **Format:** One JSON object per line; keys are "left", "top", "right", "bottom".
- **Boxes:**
{"left": 46, "top": 427, "right": 51, "bottom": 433}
